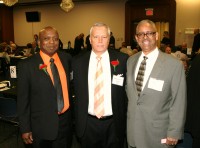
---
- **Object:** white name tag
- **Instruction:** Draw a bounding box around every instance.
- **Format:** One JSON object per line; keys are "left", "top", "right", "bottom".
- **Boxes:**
{"left": 10, "top": 66, "right": 17, "bottom": 78}
{"left": 112, "top": 75, "right": 124, "bottom": 86}
{"left": 148, "top": 77, "right": 164, "bottom": 91}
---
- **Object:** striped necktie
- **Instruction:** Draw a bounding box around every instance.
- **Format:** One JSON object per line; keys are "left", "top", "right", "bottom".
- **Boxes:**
{"left": 135, "top": 56, "right": 148, "bottom": 96}
{"left": 94, "top": 56, "right": 104, "bottom": 118}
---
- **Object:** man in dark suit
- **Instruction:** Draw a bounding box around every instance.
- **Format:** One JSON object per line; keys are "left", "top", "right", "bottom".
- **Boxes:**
{"left": 192, "top": 28, "right": 200, "bottom": 59}
{"left": 72, "top": 22, "right": 128, "bottom": 148}
{"left": 74, "top": 33, "right": 84, "bottom": 55}
{"left": 126, "top": 19, "right": 186, "bottom": 148}
{"left": 17, "top": 26, "right": 73, "bottom": 148}
{"left": 185, "top": 54, "right": 200, "bottom": 148}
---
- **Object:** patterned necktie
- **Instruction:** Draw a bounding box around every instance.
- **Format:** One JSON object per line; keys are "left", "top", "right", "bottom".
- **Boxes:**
{"left": 135, "top": 56, "right": 148, "bottom": 97}
{"left": 94, "top": 56, "right": 104, "bottom": 118}
{"left": 50, "top": 58, "right": 64, "bottom": 112}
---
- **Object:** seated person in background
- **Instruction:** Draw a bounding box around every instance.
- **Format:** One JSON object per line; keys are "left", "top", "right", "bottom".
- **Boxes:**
{"left": 14, "top": 46, "right": 24, "bottom": 56}
{"left": 23, "top": 43, "right": 33, "bottom": 57}
{"left": 120, "top": 41, "right": 135, "bottom": 56}
{"left": 181, "top": 42, "right": 188, "bottom": 55}
{"left": 172, "top": 45, "right": 190, "bottom": 75}
{"left": 0, "top": 42, "right": 10, "bottom": 64}
{"left": 9, "top": 41, "right": 17, "bottom": 55}
{"left": 32, "top": 41, "right": 40, "bottom": 53}
{"left": 172, "top": 45, "right": 188, "bottom": 62}
{"left": 164, "top": 46, "right": 172, "bottom": 54}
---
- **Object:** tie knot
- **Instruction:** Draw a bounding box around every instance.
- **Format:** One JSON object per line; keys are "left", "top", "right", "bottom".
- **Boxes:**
{"left": 143, "top": 56, "right": 148, "bottom": 61}
{"left": 96, "top": 56, "right": 102, "bottom": 61}
{"left": 50, "top": 58, "right": 54, "bottom": 63}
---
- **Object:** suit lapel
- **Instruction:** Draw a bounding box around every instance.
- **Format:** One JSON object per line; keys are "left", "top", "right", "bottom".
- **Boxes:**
{"left": 108, "top": 50, "right": 117, "bottom": 75}
{"left": 132, "top": 53, "right": 142, "bottom": 97}
{"left": 108, "top": 50, "right": 117, "bottom": 103}
{"left": 142, "top": 51, "right": 164, "bottom": 95}
{"left": 35, "top": 53, "right": 54, "bottom": 86}
{"left": 82, "top": 51, "right": 91, "bottom": 101}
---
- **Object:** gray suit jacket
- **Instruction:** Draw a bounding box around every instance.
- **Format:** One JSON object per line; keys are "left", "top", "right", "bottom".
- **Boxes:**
{"left": 126, "top": 50, "right": 186, "bottom": 148}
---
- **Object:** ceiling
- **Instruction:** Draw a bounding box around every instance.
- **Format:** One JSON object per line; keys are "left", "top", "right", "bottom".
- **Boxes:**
{"left": 16, "top": 0, "right": 105, "bottom": 6}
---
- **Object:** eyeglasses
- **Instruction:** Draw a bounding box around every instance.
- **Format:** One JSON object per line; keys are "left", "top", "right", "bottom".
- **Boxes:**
{"left": 136, "top": 32, "right": 156, "bottom": 38}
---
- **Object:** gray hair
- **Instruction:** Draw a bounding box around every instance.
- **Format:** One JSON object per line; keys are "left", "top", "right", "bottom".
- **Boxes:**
{"left": 136, "top": 19, "right": 157, "bottom": 33}
{"left": 89, "top": 22, "right": 111, "bottom": 36}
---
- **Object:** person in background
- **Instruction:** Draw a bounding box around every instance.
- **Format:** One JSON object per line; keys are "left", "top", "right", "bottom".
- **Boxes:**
{"left": 161, "top": 31, "right": 171, "bottom": 46}
{"left": 109, "top": 31, "right": 115, "bottom": 49}
{"left": 0, "top": 42, "right": 10, "bottom": 64}
{"left": 164, "top": 46, "right": 172, "bottom": 54}
{"left": 8, "top": 41, "right": 17, "bottom": 55}
{"left": 17, "top": 26, "right": 73, "bottom": 148}
{"left": 23, "top": 43, "right": 33, "bottom": 57}
{"left": 72, "top": 22, "right": 128, "bottom": 148}
{"left": 85, "top": 34, "right": 92, "bottom": 51}
{"left": 191, "top": 28, "right": 200, "bottom": 59}
{"left": 120, "top": 41, "right": 135, "bottom": 56}
{"left": 181, "top": 42, "right": 188, "bottom": 55}
{"left": 33, "top": 34, "right": 39, "bottom": 48}
{"left": 131, "top": 36, "right": 138, "bottom": 50}
{"left": 126, "top": 19, "right": 186, "bottom": 148}
{"left": 172, "top": 45, "right": 188, "bottom": 62}
{"left": 74, "top": 33, "right": 84, "bottom": 55}
{"left": 160, "top": 31, "right": 171, "bottom": 52}
{"left": 59, "top": 39, "right": 63, "bottom": 50}
{"left": 32, "top": 41, "right": 40, "bottom": 53}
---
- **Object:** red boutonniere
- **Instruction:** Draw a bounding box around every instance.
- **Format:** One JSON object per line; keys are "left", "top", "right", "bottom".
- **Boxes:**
{"left": 111, "top": 59, "right": 119, "bottom": 72}
{"left": 39, "top": 64, "right": 48, "bottom": 75}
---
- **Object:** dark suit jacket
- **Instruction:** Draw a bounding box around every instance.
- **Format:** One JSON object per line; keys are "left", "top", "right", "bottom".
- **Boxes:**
{"left": 72, "top": 49, "right": 128, "bottom": 139}
{"left": 192, "top": 33, "right": 200, "bottom": 53}
{"left": 17, "top": 51, "right": 72, "bottom": 140}
{"left": 185, "top": 54, "right": 200, "bottom": 138}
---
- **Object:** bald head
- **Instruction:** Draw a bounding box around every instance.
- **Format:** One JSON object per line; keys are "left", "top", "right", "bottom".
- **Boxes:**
{"left": 39, "top": 26, "right": 59, "bottom": 40}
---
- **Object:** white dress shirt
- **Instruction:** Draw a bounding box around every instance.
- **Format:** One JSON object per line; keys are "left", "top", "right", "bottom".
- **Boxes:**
{"left": 88, "top": 50, "right": 113, "bottom": 116}
{"left": 135, "top": 48, "right": 159, "bottom": 91}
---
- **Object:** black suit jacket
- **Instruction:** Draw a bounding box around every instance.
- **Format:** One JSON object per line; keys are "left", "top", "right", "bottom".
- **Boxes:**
{"left": 185, "top": 54, "right": 200, "bottom": 138}
{"left": 17, "top": 51, "right": 72, "bottom": 140}
{"left": 72, "top": 49, "right": 128, "bottom": 139}
{"left": 192, "top": 33, "right": 200, "bottom": 53}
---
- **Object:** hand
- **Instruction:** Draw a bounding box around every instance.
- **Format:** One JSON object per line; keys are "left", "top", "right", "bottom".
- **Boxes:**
{"left": 22, "top": 132, "right": 33, "bottom": 144}
{"left": 166, "top": 137, "right": 178, "bottom": 146}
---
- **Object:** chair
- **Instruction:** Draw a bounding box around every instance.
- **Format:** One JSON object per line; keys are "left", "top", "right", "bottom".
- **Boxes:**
{"left": 0, "top": 96, "right": 19, "bottom": 145}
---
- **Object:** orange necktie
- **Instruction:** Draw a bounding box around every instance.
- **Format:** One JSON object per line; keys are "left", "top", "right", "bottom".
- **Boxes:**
{"left": 94, "top": 56, "right": 104, "bottom": 118}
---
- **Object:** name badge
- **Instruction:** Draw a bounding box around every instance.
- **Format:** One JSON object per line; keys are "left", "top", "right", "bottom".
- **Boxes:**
{"left": 10, "top": 66, "right": 17, "bottom": 78}
{"left": 148, "top": 77, "right": 164, "bottom": 91}
{"left": 112, "top": 74, "right": 124, "bottom": 86}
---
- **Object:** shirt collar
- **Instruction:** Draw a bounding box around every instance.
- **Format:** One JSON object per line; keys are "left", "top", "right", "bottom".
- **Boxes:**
{"left": 91, "top": 50, "right": 109, "bottom": 60}
{"left": 40, "top": 50, "right": 59, "bottom": 65}
{"left": 141, "top": 47, "right": 159, "bottom": 60}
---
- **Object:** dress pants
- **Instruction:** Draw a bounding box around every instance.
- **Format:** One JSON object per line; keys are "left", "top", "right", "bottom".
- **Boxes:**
{"left": 32, "top": 110, "right": 72, "bottom": 148}
{"left": 80, "top": 115, "right": 124, "bottom": 148}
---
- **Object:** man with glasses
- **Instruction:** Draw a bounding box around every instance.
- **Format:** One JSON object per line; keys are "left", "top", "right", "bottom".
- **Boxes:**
{"left": 126, "top": 19, "right": 186, "bottom": 148}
